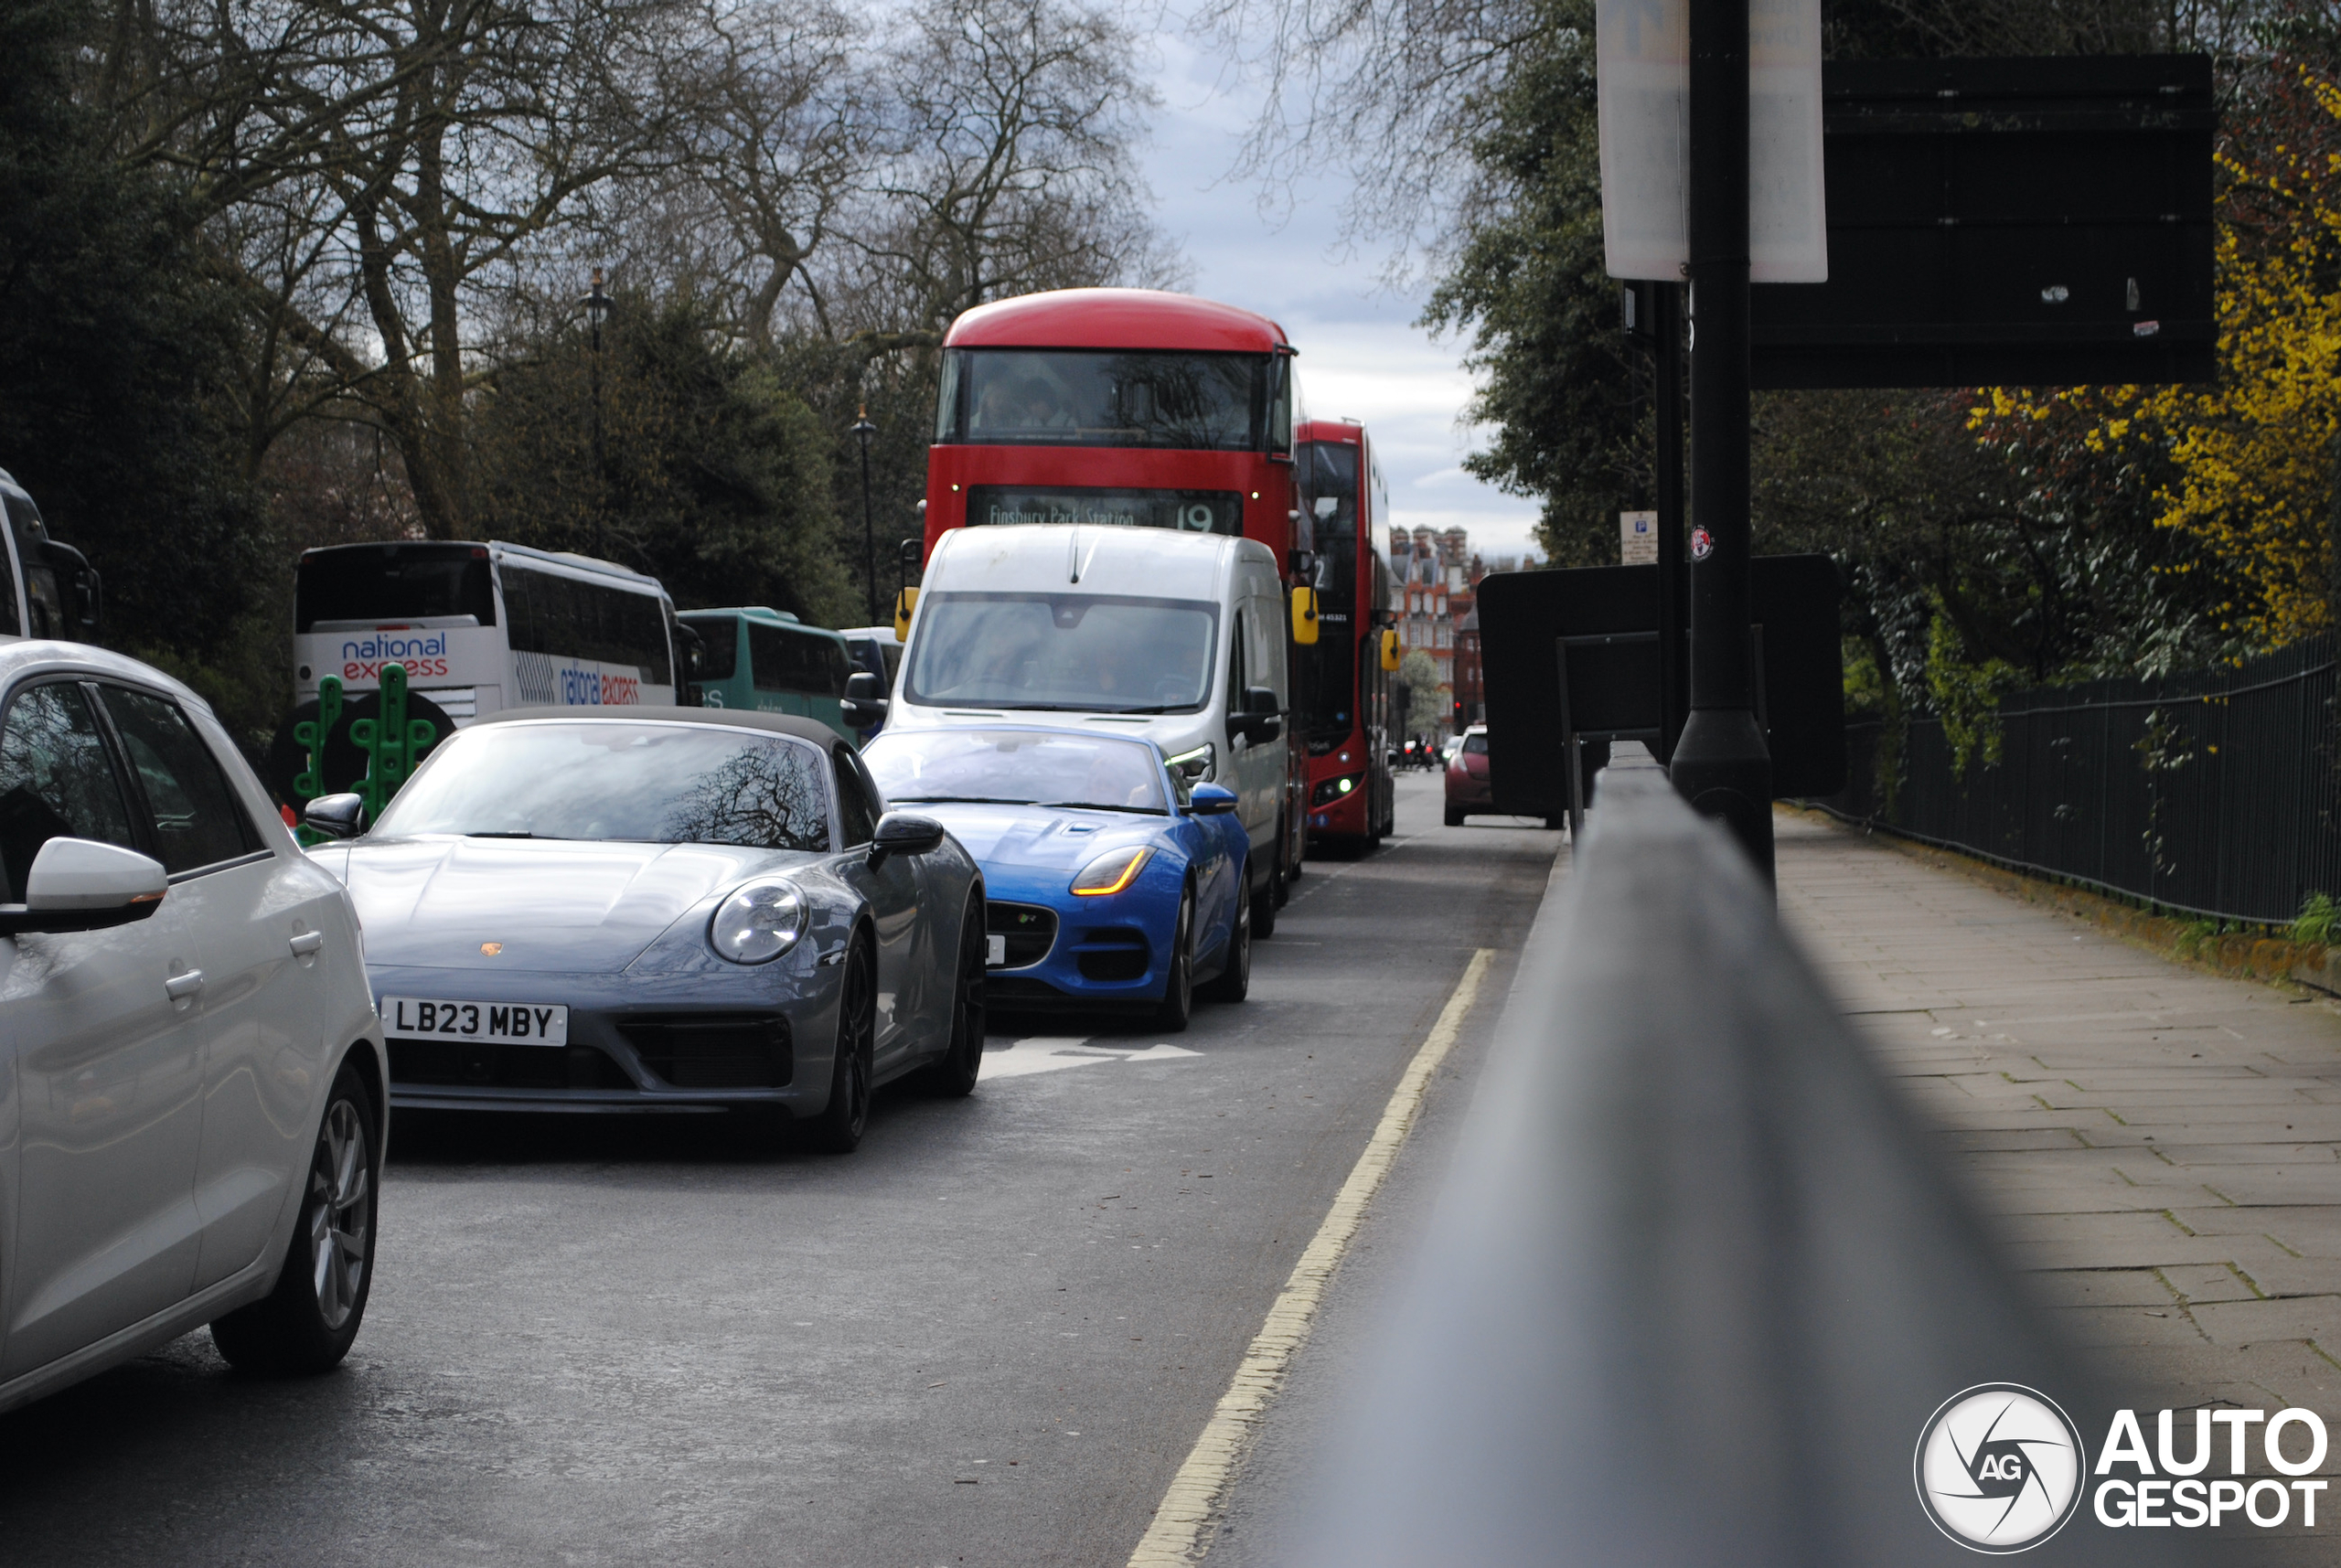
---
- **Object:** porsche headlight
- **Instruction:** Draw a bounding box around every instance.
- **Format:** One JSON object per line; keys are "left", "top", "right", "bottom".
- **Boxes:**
{"left": 1071, "top": 846, "right": 1152, "bottom": 897}
{"left": 710, "top": 880, "right": 807, "bottom": 964}
{"left": 1166, "top": 743, "right": 1214, "bottom": 784}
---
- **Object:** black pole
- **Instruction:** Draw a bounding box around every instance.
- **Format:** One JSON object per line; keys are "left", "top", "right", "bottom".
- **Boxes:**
{"left": 1670, "top": 0, "right": 1774, "bottom": 883}
{"left": 587, "top": 269, "right": 608, "bottom": 558}
{"left": 851, "top": 406, "right": 879, "bottom": 626}
{"left": 1652, "top": 282, "right": 1687, "bottom": 764}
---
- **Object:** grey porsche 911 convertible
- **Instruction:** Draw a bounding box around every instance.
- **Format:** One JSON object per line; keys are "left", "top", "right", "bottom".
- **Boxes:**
{"left": 301, "top": 709, "right": 986, "bottom": 1152}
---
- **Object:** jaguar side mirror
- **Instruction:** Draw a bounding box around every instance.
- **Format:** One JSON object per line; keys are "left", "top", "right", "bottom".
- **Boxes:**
{"left": 1186, "top": 783, "right": 1239, "bottom": 816}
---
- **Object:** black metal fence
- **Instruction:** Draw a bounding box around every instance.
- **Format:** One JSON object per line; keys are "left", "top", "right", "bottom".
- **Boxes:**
{"left": 1820, "top": 637, "right": 2339, "bottom": 925}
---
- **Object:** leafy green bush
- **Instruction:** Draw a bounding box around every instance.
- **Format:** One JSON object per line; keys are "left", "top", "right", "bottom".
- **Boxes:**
{"left": 2293, "top": 892, "right": 2338, "bottom": 948}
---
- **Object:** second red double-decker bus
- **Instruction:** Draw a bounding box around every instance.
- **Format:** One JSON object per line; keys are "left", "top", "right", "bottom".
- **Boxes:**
{"left": 1294, "top": 419, "right": 1396, "bottom": 848}
{"left": 922, "top": 286, "right": 1311, "bottom": 886}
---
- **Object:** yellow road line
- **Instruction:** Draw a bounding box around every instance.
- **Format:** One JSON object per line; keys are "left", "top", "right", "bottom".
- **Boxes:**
{"left": 1126, "top": 946, "right": 1499, "bottom": 1566}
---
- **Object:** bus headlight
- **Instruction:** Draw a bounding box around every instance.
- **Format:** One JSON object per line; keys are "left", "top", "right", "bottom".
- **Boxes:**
{"left": 1311, "top": 773, "right": 1363, "bottom": 806}
{"left": 1167, "top": 743, "right": 1214, "bottom": 784}
{"left": 1072, "top": 847, "right": 1152, "bottom": 897}
{"left": 710, "top": 880, "right": 807, "bottom": 964}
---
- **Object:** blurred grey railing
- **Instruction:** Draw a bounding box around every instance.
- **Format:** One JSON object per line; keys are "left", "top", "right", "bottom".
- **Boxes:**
{"left": 1299, "top": 745, "right": 2171, "bottom": 1566}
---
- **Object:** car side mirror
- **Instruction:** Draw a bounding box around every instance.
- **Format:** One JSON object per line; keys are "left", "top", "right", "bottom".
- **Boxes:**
{"left": 304, "top": 793, "right": 367, "bottom": 840}
{"left": 867, "top": 810, "right": 946, "bottom": 867}
{"left": 1245, "top": 685, "right": 1278, "bottom": 716}
{"left": 0, "top": 837, "right": 168, "bottom": 935}
{"left": 846, "top": 670, "right": 885, "bottom": 701}
{"left": 1186, "top": 783, "right": 1239, "bottom": 816}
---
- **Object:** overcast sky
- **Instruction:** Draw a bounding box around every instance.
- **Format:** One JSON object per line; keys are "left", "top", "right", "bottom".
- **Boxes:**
{"left": 1132, "top": 24, "right": 1548, "bottom": 566}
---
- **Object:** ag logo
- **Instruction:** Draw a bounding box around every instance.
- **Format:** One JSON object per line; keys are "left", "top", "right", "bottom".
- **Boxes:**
{"left": 1915, "top": 1384, "right": 2086, "bottom": 1552}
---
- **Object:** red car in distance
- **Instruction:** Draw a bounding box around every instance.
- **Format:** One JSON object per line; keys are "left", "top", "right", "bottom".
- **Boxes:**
{"left": 1444, "top": 725, "right": 1492, "bottom": 826}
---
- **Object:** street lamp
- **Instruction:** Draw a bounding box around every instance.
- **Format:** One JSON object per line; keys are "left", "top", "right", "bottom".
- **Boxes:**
{"left": 584, "top": 268, "right": 610, "bottom": 553}
{"left": 851, "top": 404, "right": 879, "bottom": 625}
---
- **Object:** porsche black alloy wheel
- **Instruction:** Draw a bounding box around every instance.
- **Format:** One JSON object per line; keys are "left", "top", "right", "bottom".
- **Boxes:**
{"left": 210, "top": 1059, "right": 379, "bottom": 1374}
{"left": 1201, "top": 869, "right": 1251, "bottom": 1004}
{"left": 1157, "top": 886, "right": 1194, "bottom": 1032}
{"left": 928, "top": 896, "right": 988, "bottom": 1097}
{"left": 808, "top": 938, "right": 875, "bottom": 1152}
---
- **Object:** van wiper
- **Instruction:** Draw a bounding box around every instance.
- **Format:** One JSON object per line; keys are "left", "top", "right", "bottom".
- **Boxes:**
{"left": 467, "top": 830, "right": 539, "bottom": 838}
{"left": 889, "top": 795, "right": 1038, "bottom": 806}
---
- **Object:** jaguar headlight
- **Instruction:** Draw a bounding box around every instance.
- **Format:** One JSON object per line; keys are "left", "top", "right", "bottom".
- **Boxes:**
{"left": 710, "top": 880, "right": 807, "bottom": 964}
{"left": 1166, "top": 743, "right": 1214, "bottom": 784}
{"left": 1071, "top": 846, "right": 1152, "bottom": 897}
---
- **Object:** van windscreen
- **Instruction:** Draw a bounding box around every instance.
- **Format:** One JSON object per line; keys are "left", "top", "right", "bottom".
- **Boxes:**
{"left": 903, "top": 592, "right": 1218, "bottom": 714}
{"left": 297, "top": 545, "right": 496, "bottom": 631}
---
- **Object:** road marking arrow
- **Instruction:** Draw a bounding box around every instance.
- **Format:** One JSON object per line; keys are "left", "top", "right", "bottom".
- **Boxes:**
{"left": 982, "top": 1038, "right": 1203, "bottom": 1080}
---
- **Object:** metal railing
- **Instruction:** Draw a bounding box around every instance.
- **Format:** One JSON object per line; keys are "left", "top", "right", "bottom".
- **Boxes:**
{"left": 1298, "top": 747, "right": 2166, "bottom": 1565}
{"left": 1821, "top": 637, "right": 2338, "bottom": 925}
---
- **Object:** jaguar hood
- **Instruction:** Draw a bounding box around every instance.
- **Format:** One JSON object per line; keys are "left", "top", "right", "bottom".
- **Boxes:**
{"left": 901, "top": 803, "right": 1164, "bottom": 873}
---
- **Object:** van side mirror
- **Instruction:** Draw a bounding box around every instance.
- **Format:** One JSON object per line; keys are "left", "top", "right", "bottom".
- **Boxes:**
{"left": 1232, "top": 686, "right": 1281, "bottom": 744}
{"left": 0, "top": 837, "right": 168, "bottom": 934}
{"left": 304, "top": 793, "right": 367, "bottom": 840}
{"left": 843, "top": 669, "right": 890, "bottom": 730}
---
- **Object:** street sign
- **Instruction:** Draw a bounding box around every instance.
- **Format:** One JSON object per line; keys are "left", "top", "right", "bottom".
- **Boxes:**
{"left": 1750, "top": 55, "right": 2214, "bottom": 389}
{"left": 1476, "top": 556, "right": 1844, "bottom": 820}
{"left": 1620, "top": 511, "right": 1658, "bottom": 564}
{"left": 1596, "top": 0, "right": 1827, "bottom": 282}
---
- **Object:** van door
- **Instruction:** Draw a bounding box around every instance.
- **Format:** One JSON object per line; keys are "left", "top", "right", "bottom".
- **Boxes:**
{"left": 1224, "top": 604, "right": 1276, "bottom": 868}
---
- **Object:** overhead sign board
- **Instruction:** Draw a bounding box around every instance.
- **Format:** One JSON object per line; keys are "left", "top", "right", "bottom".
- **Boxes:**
{"left": 1596, "top": 0, "right": 1828, "bottom": 282}
{"left": 1750, "top": 55, "right": 2214, "bottom": 388}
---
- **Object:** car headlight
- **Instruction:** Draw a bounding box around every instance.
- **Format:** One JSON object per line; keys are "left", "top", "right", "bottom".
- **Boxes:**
{"left": 1166, "top": 742, "right": 1214, "bottom": 784}
{"left": 1071, "top": 846, "right": 1152, "bottom": 896}
{"left": 710, "top": 879, "right": 807, "bottom": 964}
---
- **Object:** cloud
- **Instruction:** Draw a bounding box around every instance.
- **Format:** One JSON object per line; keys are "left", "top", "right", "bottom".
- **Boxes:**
{"left": 1132, "top": 13, "right": 1533, "bottom": 563}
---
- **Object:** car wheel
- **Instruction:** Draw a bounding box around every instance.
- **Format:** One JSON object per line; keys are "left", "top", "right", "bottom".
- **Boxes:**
{"left": 926, "top": 896, "right": 987, "bottom": 1097}
{"left": 209, "top": 1059, "right": 378, "bottom": 1375}
{"left": 1251, "top": 850, "right": 1279, "bottom": 939}
{"left": 1157, "top": 885, "right": 1194, "bottom": 1032}
{"left": 1275, "top": 818, "right": 1293, "bottom": 904}
{"left": 1202, "top": 869, "right": 1252, "bottom": 1003}
{"left": 808, "top": 937, "right": 875, "bottom": 1152}
{"left": 1444, "top": 805, "right": 1465, "bottom": 827}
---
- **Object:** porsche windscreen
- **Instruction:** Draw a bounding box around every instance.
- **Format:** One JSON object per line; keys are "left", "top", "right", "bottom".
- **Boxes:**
{"left": 903, "top": 592, "right": 1218, "bottom": 714}
{"left": 864, "top": 730, "right": 1168, "bottom": 815}
{"left": 372, "top": 723, "right": 830, "bottom": 850}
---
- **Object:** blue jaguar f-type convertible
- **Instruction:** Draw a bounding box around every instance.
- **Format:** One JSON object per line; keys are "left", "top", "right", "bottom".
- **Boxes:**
{"left": 859, "top": 726, "right": 1253, "bottom": 1029}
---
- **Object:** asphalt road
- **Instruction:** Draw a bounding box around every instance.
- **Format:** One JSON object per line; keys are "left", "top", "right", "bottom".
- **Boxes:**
{"left": 0, "top": 773, "right": 1559, "bottom": 1567}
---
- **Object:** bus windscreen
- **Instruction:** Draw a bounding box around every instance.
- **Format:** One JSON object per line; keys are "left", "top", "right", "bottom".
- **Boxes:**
{"left": 1297, "top": 443, "right": 1360, "bottom": 743}
{"left": 296, "top": 544, "right": 496, "bottom": 632}
{"left": 936, "top": 349, "right": 1269, "bottom": 451}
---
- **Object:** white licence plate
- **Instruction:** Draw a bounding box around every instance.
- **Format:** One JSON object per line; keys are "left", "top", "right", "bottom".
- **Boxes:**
{"left": 383, "top": 997, "right": 570, "bottom": 1046}
{"left": 987, "top": 934, "right": 1007, "bottom": 965}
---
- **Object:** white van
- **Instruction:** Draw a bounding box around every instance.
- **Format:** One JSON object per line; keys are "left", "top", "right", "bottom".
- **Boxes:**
{"left": 293, "top": 540, "right": 680, "bottom": 725}
{"left": 892, "top": 525, "right": 1293, "bottom": 928}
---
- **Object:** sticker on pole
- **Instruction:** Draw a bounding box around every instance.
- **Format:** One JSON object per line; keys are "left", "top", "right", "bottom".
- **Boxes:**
{"left": 1689, "top": 526, "right": 1714, "bottom": 560}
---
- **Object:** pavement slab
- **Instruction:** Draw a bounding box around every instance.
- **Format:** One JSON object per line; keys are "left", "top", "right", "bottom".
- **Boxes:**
{"left": 1780, "top": 810, "right": 2341, "bottom": 1450}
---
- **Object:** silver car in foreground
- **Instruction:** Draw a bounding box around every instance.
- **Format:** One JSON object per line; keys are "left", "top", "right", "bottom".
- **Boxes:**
{"left": 304, "top": 709, "right": 987, "bottom": 1152}
{"left": 0, "top": 643, "right": 388, "bottom": 1415}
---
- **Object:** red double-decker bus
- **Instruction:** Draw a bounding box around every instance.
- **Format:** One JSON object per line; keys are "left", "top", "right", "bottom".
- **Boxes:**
{"left": 922, "top": 286, "right": 1309, "bottom": 881}
{"left": 1294, "top": 419, "right": 1396, "bottom": 848}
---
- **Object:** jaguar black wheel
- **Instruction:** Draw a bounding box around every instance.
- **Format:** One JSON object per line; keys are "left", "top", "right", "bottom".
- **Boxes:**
{"left": 1156, "top": 886, "right": 1194, "bottom": 1032}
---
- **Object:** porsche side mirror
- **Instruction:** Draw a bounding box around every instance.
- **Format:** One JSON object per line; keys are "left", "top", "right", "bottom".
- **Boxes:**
{"left": 868, "top": 811, "right": 946, "bottom": 867}
{"left": 1186, "top": 783, "right": 1239, "bottom": 816}
{"left": 304, "top": 793, "right": 367, "bottom": 840}
{"left": 0, "top": 837, "right": 168, "bottom": 935}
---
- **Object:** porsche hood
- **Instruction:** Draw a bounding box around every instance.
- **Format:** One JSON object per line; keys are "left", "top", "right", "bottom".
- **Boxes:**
{"left": 326, "top": 836, "right": 814, "bottom": 972}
